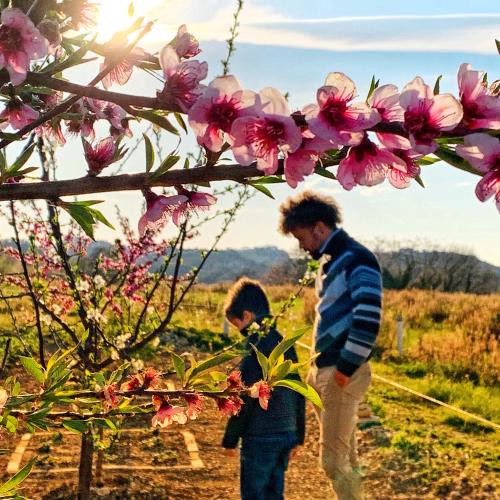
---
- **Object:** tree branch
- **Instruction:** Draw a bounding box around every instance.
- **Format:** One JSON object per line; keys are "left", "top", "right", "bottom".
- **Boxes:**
{"left": 0, "top": 159, "right": 332, "bottom": 201}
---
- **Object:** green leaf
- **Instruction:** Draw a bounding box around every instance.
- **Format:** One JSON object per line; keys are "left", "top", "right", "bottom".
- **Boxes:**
{"left": 93, "top": 372, "right": 106, "bottom": 387}
{"left": 135, "top": 109, "right": 179, "bottom": 136}
{"left": 151, "top": 155, "right": 180, "bottom": 180}
{"left": 274, "top": 379, "right": 323, "bottom": 409}
{"left": 250, "top": 344, "right": 270, "bottom": 380}
{"left": 170, "top": 352, "right": 186, "bottom": 385}
{"left": 128, "top": 2, "right": 135, "bottom": 16}
{"left": 117, "top": 404, "right": 149, "bottom": 414}
{"left": 268, "top": 331, "right": 305, "bottom": 368}
{"left": 0, "top": 457, "right": 36, "bottom": 495}
{"left": 19, "top": 356, "right": 45, "bottom": 384}
{"left": 61, "top": 204, "right": 96, "bottom": 239}
{"left": 143, "top": 133, "right": 155, "bottom": 172}
{"left": 434, "top": 147, "right": 482, "bottom": 177}
{"left": 248, "top": 183, "right": 274, "bottom": 199}
{"left": 0, "top": 150, "right": 6, "bottom": 174}
{"left": 62, "top": 419, "right": 88, "bottom": 434}
{"left": 186, "top": 353, "right": 236, "bottom": 382}
{"left": 433, "top": 75, "right": 442, "bottom": 95}
{"left": 60, "top": 201, "right": 114, "bottom": 239}
{"left": 174, "top": 113, "right": 188, "bottom": 133}
{"left": 314, "top": 165, "right": 337, "bottom": 180}
{"left": 93, "top": 418, "right": 117, "bottom": 431}
{"left": 418, "top": 156, "right": 441, "bottom": 166}
{"left": 2, "top": 415, "right": 18, "bottom": 433}
{"left": 251, "top": 176, "right": 285, "bottom": 185}
{"left": 414, "top": 175, "right": 425, "bottom": 188}
{"left": 7, "top": 143, "right": 36, "bottom": 176}
{"left": 44, "top": 35, "right": 97, "bottom": 74}
{"left": 366, "top": 75, "right": 380, "bottom": 102}
{"left": 87, "top": 207, "right": 115, "bottom": 230}
{"left": 270, "top": 359, "right": 293, "bottom": 381}
{"left": 108, "top": 362, "right": 130, "bottom": 385}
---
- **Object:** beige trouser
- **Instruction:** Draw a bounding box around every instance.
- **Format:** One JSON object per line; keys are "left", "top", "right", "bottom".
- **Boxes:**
{"left": 307, "top": 362, "right": 372, "bottom": 500}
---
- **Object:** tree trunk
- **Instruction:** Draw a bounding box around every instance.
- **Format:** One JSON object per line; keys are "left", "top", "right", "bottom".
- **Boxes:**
{"left": 77, "top": 432, "right": 94, "bottom": 500}
{"left": 95, "top": 428, "right": 105, "bottom": 486}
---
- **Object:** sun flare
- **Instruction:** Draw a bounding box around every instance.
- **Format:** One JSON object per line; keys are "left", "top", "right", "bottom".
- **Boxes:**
{"left": 94, "top": 0, "right": 164, "bottom": 42}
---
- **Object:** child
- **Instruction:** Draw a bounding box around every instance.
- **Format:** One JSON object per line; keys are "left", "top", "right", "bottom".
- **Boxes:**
{"left": 221, "top": 278, "right": 305, "bottom": 500}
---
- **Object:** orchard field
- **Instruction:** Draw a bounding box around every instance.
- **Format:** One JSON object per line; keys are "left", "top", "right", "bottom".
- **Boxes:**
{"left": 1, "top": 285, "right": 499, "bottom": 499}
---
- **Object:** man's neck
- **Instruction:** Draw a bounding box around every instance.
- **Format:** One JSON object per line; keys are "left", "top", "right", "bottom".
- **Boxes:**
{"left": 319, "top": 227, "right": 341, "bottom": 254}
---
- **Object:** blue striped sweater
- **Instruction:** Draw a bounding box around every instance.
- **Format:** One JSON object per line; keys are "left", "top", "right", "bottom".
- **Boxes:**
{"left": 314, "top": 229, "right": 382, "bottom": 376}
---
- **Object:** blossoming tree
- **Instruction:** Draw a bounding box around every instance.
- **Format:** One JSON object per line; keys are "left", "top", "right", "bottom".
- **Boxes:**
{"left": 0, "top": 0, "right": 498, "bottom": 498}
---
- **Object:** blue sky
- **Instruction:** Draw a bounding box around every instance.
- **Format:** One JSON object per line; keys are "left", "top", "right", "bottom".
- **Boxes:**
{"left": 3, "top": 1, "right": 499, "bottom": 264}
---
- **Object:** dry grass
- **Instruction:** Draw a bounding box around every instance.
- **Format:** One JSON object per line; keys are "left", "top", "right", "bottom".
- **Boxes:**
{"left": 302, "top": 287, "right": 499, "bottom": 385}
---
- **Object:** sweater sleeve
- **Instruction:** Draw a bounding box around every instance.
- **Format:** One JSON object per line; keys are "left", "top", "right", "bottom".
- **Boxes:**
{"left": 221, "top": 394, "right": 256, "bottom": 449}
{"left": 336, "top": 253, "right": 382, "bottom": 377}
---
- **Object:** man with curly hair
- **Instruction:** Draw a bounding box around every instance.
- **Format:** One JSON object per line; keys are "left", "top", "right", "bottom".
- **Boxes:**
{"left": 279, "top": 191, "right": 382, "bottom": 500}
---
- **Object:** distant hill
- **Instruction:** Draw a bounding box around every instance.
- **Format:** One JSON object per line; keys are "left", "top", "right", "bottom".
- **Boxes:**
{"left": 155, "top": 246, "right": 290, "bottom": 283}
{"left": 2, "top": 238, "right": 499, "bottom": 292}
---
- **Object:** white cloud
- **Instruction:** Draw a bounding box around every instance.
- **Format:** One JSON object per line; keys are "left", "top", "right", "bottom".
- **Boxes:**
{"left": 146, "top": 6, "right": 500, "bottom": 55}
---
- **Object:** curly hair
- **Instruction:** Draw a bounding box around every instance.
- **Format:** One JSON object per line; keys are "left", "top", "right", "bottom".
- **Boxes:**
{"left": 223, "top": 277, "right": 270, "bottom": 320}
{"left": 278, "top": 190, "right": 342, "bottom": 234}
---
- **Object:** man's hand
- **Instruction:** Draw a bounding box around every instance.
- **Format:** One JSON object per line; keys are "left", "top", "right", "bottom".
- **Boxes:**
{"left": 289, "top": 446, "right": 302, "bottom": 461}
{"left": 334, "top": 369, "right": 350, "bottom": 388}
{"left": 222, "top": 448, "right": 238, "bottom": 457}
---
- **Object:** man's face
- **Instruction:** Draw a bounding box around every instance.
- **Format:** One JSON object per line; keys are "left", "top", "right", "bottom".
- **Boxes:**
{"left": 290, "top": 225, "right": 324, "bottom": 257}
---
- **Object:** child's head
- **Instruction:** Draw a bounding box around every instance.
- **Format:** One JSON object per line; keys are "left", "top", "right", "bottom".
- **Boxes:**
{"left": 224, "top": 278, "right": 270, "bottom": 331}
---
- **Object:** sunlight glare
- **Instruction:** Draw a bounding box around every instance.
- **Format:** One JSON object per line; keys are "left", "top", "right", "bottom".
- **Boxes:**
{"left": 95, "top": 0, "right": 164, "bottom": 42}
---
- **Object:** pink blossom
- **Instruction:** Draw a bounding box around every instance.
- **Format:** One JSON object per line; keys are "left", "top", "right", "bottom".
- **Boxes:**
{"left": 216, "top": 396, "right": 243, "bottom": 417}
{"left": 88, "top": 99, "right": 129, "bottom": 135}
{"left": 121, "top": 374, "right": 142, "bottom": 392}
{"left": 457, "top": 63, "right": 500, "bottom": 130}
{"left": 157, "top": 45, "right": 208, "bottom": 112}
{"left": 188, "top": 75, "right": 257, "bottom": 152}
{"left": 138, "top": 189, "right": 189, "bottom": 235}
{"left": 305, "top": 72, "right": 380, "bottom": 146}
{"left": 184, "top": 393, "right": 204, "bottom": 420}
{"left": 368, "top": 84, "right": 404, "bottom": 123}
{"left": 249, "top": 381, "right": 271, "bottom": 410}
{"left": 143, "top": 368, "right": 160, "bottom": 389}
{"left": 68, "top": 1, "right": 99, "bottom": 30}
{"left": 101, "top": 44, "right": 148, "bottom": 89}
{"left": 0, "top": 388, "right": 8, "bottom": 412}
{"left": 152, "top": 396, "right": 187, "bottom": 427}
{"left": 66, "top": 98, "right": 98, "bottom": 139}
{"left": 0, "top": 8, "right": 48, "bottom": 85}
{"left": 37, "top": 19, "right": 61, "bottom": 56}
{"left": 400, "top": 76, "right": 463, "bottom": 154}
{"left": 231, "top": 87, "right": 302, "bottom": 174}
{"left": 83, "top": 137, "right": 121, "bottom": 176}
{"left": 0, "top": 98, "right": 38, "bottom": 130}
{"left": 456, "top": 133, "right": 500, "bottom": 213}
{"left": 170, "top": 25, "right": 201, "bottom": 59}
{"left": 284, "top": 134, "right": 332, "bottom": 188}
{"left": 171, "top": 187, "right": 217, "bottom": 226}
{"left": 102, "top": 384, "right": 120, "bottom": 409}
{"left": 227, "top": 370, "right": 244, "bottom": 391}
{"left": 337, "top": 134, "right": 407, "bottom": 190}
{"left": 377, "top": 134, "right": 422, "bottom": 189}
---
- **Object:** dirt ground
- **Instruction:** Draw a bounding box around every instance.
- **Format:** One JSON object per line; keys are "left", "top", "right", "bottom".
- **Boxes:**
{"left": 1, "top": 400, "right": 495, "bottom": 500}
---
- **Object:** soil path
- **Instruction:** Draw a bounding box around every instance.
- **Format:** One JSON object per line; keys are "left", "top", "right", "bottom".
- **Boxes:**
{"left": 2, "top": 402, "right": 496, "bottom": 499}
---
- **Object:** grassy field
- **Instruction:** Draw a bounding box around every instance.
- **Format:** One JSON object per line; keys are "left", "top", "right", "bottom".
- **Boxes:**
{"left": 170, "top": 284, "right": 500, "bottom": 496}
{"left": 1, "top": 283, "right": 499, "bottom": 497}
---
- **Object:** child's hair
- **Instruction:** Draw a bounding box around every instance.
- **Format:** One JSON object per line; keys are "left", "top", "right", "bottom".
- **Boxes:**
{"left": 224, "top": 277, "right": 270, "bottom": 320}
